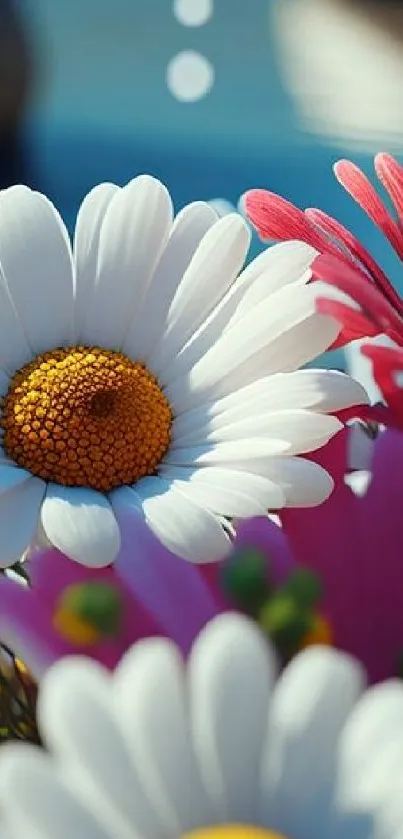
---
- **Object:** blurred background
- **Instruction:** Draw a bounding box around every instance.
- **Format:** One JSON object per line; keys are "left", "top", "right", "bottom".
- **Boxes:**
{"left": 2, "top": 0, "right": 403, "bottom": 366}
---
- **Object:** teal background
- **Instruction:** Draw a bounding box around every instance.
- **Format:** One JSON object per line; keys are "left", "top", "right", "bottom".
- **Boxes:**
{"left": 19, "top": 0, "right": 403, "bottom": 369}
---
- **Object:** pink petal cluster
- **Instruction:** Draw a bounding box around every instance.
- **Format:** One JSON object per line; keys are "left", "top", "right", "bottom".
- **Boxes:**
{"left": 244, "top": 154, "right": 403, "bottom": 426}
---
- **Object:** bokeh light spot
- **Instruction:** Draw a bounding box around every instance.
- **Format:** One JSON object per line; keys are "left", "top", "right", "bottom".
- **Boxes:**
{"left": 166, "top": 50, "right": 214, "bottom": 102}
{"left": 173, "top": 0, "right": 213, "bottom": 27}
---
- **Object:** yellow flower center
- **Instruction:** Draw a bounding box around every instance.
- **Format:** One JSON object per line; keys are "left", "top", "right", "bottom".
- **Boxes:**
{"left": 183, "top": 827, "right": 287, "bottom": 839}
{"left": 1, "top": 346, "right": 172, "bottom": 493}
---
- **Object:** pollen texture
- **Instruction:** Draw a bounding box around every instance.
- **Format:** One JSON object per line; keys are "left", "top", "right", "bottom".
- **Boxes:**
{"left": 1, "top": 346, "right": 172, "bottom": 493}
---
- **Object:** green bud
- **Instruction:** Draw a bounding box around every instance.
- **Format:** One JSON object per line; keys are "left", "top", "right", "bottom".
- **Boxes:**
{"left": 220, "top": 548, "right": 271, "bottom": 615}
{"left": 259, "top": 594, "right": 311, "bottom": 654}
{"left": 281, "top": 567, "right": 322, "bottom": 610}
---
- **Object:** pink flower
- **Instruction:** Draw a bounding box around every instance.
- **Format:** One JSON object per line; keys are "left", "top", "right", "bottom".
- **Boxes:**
{"left": 282, "top": 426, "right": 403, "bottom": 683}
{"left": 230, "top": 425, "right": 403, "bottom": 683}
{"left": 0, "top": 515, "right": 225, "bottom": 681}
{"left": 244, "top": 154, "right": 403, "bottom": 424}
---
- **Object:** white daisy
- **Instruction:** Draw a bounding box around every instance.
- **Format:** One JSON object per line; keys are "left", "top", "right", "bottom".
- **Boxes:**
{"left": 0, "top": 178, "right": 366, "bottom": 568}
{"left": 0, "top": 613, "right": 402, "bottom": 839}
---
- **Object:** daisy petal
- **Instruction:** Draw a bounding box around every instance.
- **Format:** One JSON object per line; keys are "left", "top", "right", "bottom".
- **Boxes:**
{"left": 259, "top": 457, "right": 334, "bottom": 506}
{"left": 170, "top": 410, "right": 341, "bottom": 456}
{"left": 81, "top": 176, "right": 173, "bottom": 348}
{"left": 159, "top": 240, "right": 318, "bottom": 388}
{"left": 230, "top": 240, "right": 317, "bottom": 324}
{"left": 0, "top": 465, "right": 34, "bottom": 492}
{"left": 171, "top": 371, "right": 367, "bottom": 447}
{"left": 259, "top": 647, "right": 365, "bottom": 835}
{"left": 0, "top": 746, "right": 112, "bottom": 839}
{"left": 123, "top": 201, "right": 217, "bottom": 362}
{"left": 0, "top": 186, "right": 74, "bottom": 354}
{"left": 0, "top": 274, "right": 31, "bottom": 373}
{"left": 38, "top": 658, "right": 167, "bottom": 839}
{"left": 113, "top": 479, "right": 232, "bottom": 562}
{"left": 163, "top": 438, "right": 291, "bottom": 468}
{"left": 149, "top": 214, "right": 250, "bottom": 377}
{"left": 73, "top": 182, "right": 120, "bottom": 339}
{"left": 189, "top": 613, "right": 277, "bottom": 822}
{"left": 113, "top": 639, "right": 213, "bottom": 832}
{"left": 158, "top": 466, "right": 285, "bottom": 515}
{"left": 337, "top": 682, "right": 403, "bottom": 810}
{"left": 166, "top": 284, "right": 340, "bottom": 412}
{"left": 0, "top": 476, "right": 45, "bottom": 568}
{"left": 40, "top": 485, "right": 120, "bottom": 567}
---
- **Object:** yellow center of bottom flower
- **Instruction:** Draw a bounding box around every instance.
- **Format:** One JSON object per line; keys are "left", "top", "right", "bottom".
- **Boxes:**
{"left": 183, "top": 826, "right": 287, "bottom": 839}
{"left": 1, "top": 346, "right": 172, "bottom": 493}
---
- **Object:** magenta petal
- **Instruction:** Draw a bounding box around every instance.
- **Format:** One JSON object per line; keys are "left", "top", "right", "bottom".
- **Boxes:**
{"left": 0, "top": 578, "right": 73, "bottom": 680}
{"left": 235, "top": 516, "right": 295, "bottom": 585}
{"left": 29, "top": 548, "right": 98, "bottom": 605}
{"left": 114, "top": 508, "right": 223, "bottom": 654}
{"left": 283, "top": 430, "right": 403, "bottom": 682}
{"left": 1, "top": 551, "right": 167, "bottom": 677}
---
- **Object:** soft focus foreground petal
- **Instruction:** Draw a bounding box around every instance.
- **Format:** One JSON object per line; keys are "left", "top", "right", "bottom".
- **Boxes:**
{"left": 149, "top": 215, "right": 250, "bottom": 376}
{"left": 0, "top": 745, "right": 113, "bottom": 839}
{"left": 38, "top": 658, "right": 171, "bottom": 839}
{"left": 73, "top": 182, "right": 120, "bottom": 339}
{"left": 166, "top": 284, "right": 341, "bottom": 412}
{"left": 113, "top": 639, "right": 213, "bottom": 833}
{"left": 159, "top": 241, "right": 318, "bottom": 389}
{"left": 158, "top": 466, "right": 284, "bottom": 516}
{"left": 112, "top": 500, "right": 223, "bottom": 652}
{"left": 337, "top": 681, "right": 403, "bottom": 810}
{"left": 0, "top": 476, "right": 45, "bottom": 567}
{"left": 258, "top": 647, "right": 365, "bottom": 836}
{"left": 121, "top": 478, "right": 232, "bottom": 562}
{"left": 41, "top": 485, "right": 120, "bottom": 567}
{"left": 0, "top": 186, "right": 74, "bottom": 354}
{"left": 123, "top": 201, "right": 217, "bottom": 362}
{"left": 188, "top": 613, "right": 277, "bottom": 822}
{"left": 81, "top": 176, "right": 173, "bottom": 348}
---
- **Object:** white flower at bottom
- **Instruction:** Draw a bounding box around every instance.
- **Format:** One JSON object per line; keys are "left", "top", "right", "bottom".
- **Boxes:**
{"left": 0, "top": 614, "right": 402, "bottom": 839}
{"left": 0, "top": 178, "right": 367, "bottom": 568}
